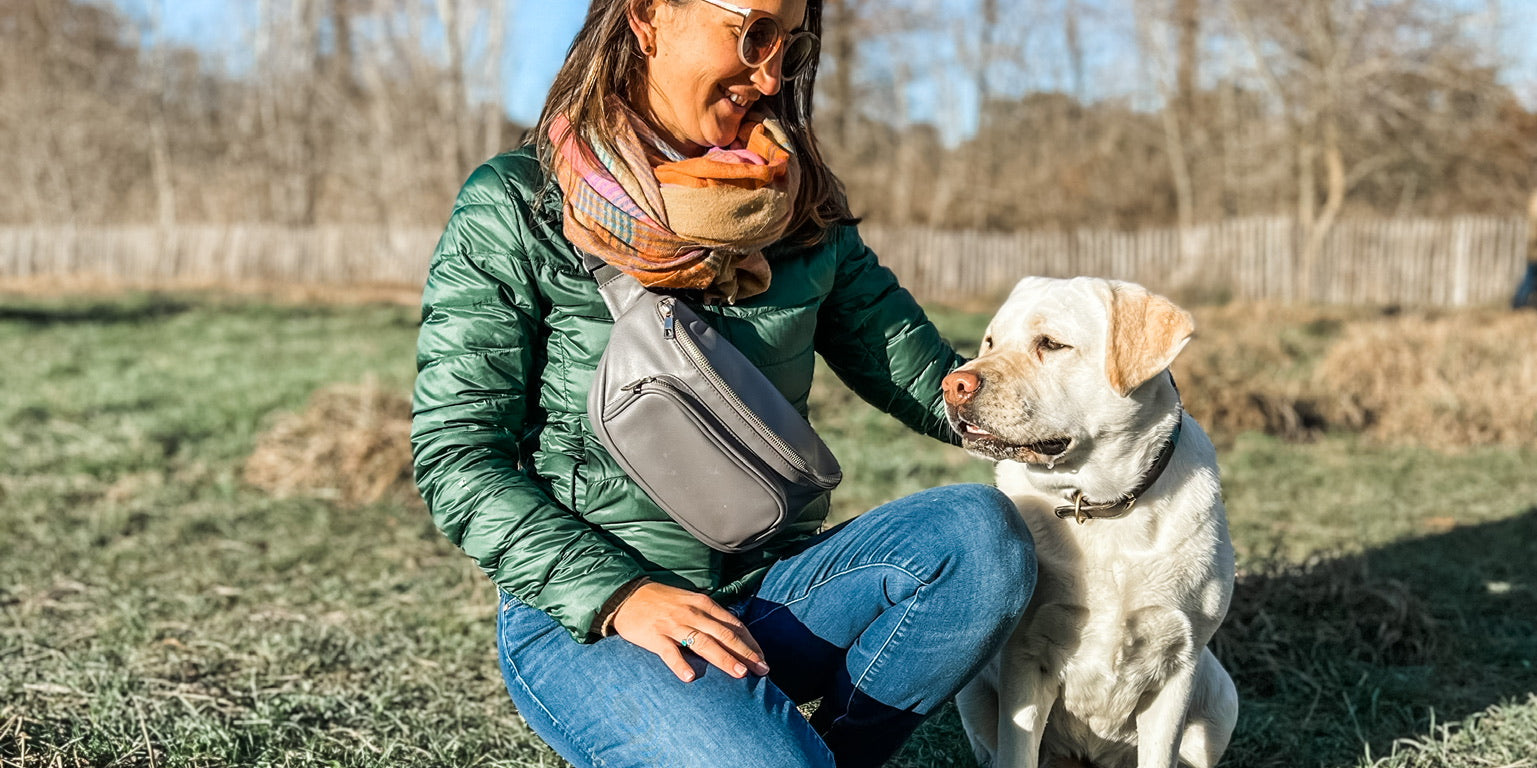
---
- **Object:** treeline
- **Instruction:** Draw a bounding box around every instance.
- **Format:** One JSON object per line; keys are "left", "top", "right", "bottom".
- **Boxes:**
{"left": 823, "top": 0, "right": 1537, "bottom": 236}
{"left": 3, "top": 0, "right": 514, "bottom": 227}
{"left": 3, "top": 0, "right": 1534, "bottom": 238}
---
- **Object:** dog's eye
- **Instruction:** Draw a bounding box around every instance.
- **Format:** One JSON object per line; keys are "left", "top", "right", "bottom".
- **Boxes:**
{"left": 1035, "top": 336, "right": 1070, "bottom": 354}
{"left": 980, "top": 334, "right": 993, "bottom": 353}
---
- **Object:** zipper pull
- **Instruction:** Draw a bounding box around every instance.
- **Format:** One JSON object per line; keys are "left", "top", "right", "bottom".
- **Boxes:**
{"left": 661, "top": 302, "right": 676, "bottom": 340}
{"left": 620, "top": 376, "right": 655, "bottom": 392}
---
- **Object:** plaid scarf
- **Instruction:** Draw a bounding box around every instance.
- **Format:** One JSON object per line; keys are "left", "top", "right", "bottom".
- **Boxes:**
{"left": 549, "top": 100, "right": 800, "bottom": 303}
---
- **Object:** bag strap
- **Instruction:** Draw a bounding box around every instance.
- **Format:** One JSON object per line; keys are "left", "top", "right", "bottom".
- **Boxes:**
{"left": 580, "top": 252, "right": 650, "bottom": 318}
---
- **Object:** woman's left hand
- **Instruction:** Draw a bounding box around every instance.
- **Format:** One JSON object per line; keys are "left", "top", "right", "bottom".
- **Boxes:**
{"left": 610, "top": 581, "right": 771, "bottom": 683}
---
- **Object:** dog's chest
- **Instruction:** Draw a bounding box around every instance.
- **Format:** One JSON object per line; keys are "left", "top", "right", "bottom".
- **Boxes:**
{"left": 1012, "top": 507, "right": 1207, "bottom": 732}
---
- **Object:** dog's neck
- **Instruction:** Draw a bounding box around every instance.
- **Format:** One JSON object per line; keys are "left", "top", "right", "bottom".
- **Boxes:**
{"left": 1010, "top": 373, "right": 1185, "bottom": 522}
{"left": 1053, "top": 408, "right": 1182, "bottom": 523}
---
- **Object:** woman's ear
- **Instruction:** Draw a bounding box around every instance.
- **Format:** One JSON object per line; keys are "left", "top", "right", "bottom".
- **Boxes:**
{"left": 628, "top": 0, "right": 658, "bottom": 56}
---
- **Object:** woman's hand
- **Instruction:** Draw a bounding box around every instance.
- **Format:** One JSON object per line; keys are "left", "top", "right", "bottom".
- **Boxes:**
{"left": 611, "top": 582, "right": 771, "bottom": 683}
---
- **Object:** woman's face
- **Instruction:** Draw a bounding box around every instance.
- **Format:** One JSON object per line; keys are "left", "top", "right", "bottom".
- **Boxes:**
{"left": 634, "top": 0, "right": 808, "bottom": 153}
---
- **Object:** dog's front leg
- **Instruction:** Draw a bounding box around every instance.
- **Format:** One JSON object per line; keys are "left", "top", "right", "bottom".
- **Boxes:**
{"left": 1134, "top": 667, "right": 1196, "bottom": 768}
{"left": 994, "top": 662, "right": 1058, "bottom": 768}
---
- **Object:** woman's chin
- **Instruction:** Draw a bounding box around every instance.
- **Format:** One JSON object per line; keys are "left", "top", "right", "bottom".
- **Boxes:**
{"left": 700, "top": 114, "right": 745, "bottom": 148}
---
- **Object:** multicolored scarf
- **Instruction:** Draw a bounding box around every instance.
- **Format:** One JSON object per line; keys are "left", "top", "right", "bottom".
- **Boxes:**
{"left": 548, "top": 99, "right": 800, "bottom": 303}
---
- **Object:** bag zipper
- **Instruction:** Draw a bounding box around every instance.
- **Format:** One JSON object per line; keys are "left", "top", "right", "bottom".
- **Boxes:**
{"left": 655, "top": 297, "right": 826, "bottom": 480}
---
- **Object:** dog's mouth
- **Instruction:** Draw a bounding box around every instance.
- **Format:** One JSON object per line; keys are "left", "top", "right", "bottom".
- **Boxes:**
{"left": 953, "top": 415, "right": 1073, "bottom": 466}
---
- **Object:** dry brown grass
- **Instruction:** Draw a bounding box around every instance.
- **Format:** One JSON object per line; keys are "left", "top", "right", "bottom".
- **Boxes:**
{"left": 1316, "top": 309, "right": 1537, "bottom": 448}
{"left": 1177, "top": 303, "right": 1537, "bottom": 449}
{"left": 1176, "top": 303, "right": 1370, "bottom": 441}
{"left": 231, "top": 301, "right": 1536, "bottom": 508}
{"left": 242, "top": 378, "right": 421, "bottom": 507}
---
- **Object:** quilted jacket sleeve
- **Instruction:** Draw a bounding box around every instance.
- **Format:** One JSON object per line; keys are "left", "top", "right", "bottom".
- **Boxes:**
{"left": 411, "top": 163, "right": 648, "bottom": 642}
{"left": 814, "top": 225, "right": 965, "bottom": 445}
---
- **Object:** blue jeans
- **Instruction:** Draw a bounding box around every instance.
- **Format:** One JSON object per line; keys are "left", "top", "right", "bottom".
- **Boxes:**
{"left": 495, "top": 484, "right": 1036, "bottom": 768}
{"left": 1514, "top": 262, "right": 1537, "bottom": 309}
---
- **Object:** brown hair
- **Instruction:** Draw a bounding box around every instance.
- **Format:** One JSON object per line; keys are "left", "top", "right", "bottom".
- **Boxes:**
{"left": 534, "top": 0, "right": 854, "bottom": 243}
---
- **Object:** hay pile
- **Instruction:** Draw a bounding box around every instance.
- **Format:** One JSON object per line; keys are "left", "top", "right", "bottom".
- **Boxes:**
{"left": 1175, "top": 304, "right": 1355, "bottom": 441}
{"left": 241, "top": 307, "right": 1535, "bottom": 507}
{"left": 1177, "top": 304, "right": 1537, "bottom": 449}
{"left": 243, "top": 379, "right": 421, "bottom": 507}
{"left": 1316, "top": 309, "right": 1537, "bottom": 447}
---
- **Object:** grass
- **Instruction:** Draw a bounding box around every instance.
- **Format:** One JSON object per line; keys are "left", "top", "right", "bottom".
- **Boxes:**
{"left": 1, "top": 292, "right": 1535, "bottom": 767}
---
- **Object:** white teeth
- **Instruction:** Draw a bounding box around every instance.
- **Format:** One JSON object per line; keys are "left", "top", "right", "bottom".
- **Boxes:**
{"left": 728, "top": 92, "right": 749, "bottom": 107}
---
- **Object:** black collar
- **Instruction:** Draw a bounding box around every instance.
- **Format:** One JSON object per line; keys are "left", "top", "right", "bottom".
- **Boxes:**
{"left": 1054, "top": 407, "right": 1184, "bottom": 524}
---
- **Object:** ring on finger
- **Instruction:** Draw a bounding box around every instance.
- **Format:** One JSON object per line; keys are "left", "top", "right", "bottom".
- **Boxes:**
{"left": 679, "top": 629, "right": 700, "bottom": 649}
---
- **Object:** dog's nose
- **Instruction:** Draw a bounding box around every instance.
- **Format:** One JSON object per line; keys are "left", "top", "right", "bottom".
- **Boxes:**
{"left": 942, "top": 369, "right": 982, "bottom": 407}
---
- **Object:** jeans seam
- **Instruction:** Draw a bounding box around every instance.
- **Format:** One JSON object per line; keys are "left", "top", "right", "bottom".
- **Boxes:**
{"left": 828, "top": 587, "right": 920, "bottom": 731}
{"left": 850, "top": 594, "right": 916, "bottom": 695}
{"left": 503, "top": 634, "right": 606, "bottom": 767}
{"left": 746, "top": 562, "right": 931, "bottom": 629}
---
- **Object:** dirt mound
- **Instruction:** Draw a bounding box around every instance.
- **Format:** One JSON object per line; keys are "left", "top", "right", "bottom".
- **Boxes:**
{"left": 243, "top": 379, "right": 420, "bottom": 507}
{"left": 1175, "top": 303, "right": 1366, "bottom": 442}
{"left": 1176, "top": 304, "right": 1537, "bottom": 449}
{"left": 1315, "top": 309, "right": 1537, "bottom": 447}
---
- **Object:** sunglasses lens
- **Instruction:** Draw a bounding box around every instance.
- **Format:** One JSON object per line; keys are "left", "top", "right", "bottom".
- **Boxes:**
{"left": 782, "top": 34, "right": 818, "bottom": 78}
{"left": 739, "top": 16, "right": 781, "bottom": 66}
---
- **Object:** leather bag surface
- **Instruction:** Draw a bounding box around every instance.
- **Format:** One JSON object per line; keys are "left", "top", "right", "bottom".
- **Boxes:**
{"left": 584, "top": 256, "right": 842, "bottom": 552}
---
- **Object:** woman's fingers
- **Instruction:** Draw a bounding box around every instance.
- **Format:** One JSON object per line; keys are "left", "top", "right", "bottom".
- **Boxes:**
{"left": 684, "top": 630, "right": 753, "bottom": 678}
{"left": 674, "top": 592, "right": 767, "bottom": 669}
{"left": 654, "top": 641, "right": 698, "bottom": 683}
{"left": 691, "top": 618, "right": 770, "bottom": 675}
{"left": 610, "top": 582, "right": 770, "bottom": 681}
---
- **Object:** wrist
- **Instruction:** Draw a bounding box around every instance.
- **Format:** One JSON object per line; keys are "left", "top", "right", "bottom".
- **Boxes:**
{"left": 596, "top": 576, "right": 652, "bottom": 637}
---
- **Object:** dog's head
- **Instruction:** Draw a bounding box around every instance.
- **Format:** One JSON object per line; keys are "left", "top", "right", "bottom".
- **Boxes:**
{"left": 942, "top": 277, "right": 1194, "bottom": 467}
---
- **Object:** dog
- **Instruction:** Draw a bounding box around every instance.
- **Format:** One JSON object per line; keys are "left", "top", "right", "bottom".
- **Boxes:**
{"left": 943, "top": 276, "right": 1238, "bottom": 768}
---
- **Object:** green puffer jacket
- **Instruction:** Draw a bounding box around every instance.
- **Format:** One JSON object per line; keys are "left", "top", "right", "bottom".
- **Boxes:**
{"left": 411, "top": 146, "right": 964, "bottom": 643}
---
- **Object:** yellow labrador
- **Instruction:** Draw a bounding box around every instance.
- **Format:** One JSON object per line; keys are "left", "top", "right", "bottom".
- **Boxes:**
{"left": 943, "top": 277, "right": 1237, "bottom": 768}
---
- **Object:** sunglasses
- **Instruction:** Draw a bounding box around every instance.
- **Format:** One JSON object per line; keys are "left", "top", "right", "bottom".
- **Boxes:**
{"left": 695, "top": 0, "right": 821, "bottom": 80}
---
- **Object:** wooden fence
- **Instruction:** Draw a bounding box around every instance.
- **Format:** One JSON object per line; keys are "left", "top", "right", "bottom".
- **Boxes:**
{"left": 859, "top": 216, "right": 1531, "bottom": 306}
{"left": 1, "top": 216, "right": 1529, "bottom": 306}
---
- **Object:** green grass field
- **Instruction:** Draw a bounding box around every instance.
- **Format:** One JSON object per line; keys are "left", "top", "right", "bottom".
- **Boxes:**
{"left": 2, "top": 293, "right": 1535, "bottom": 767}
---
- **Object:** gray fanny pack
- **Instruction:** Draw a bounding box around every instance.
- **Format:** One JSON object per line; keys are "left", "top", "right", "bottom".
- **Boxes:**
{"left": 584, "top": 254, "right": 842, "bottom": 552}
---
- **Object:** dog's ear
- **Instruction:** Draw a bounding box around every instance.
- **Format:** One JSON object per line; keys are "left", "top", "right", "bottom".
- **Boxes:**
{"left": 1104, "top": 282, "right": 1194, "bottom": 397}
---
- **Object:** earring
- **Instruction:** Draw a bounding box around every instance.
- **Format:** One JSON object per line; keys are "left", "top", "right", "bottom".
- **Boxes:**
{"left": 641, "top": 42, "right": 655, "bottom": 55}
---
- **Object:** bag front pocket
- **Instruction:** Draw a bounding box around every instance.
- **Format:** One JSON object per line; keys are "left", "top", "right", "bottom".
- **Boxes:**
{"left": 600, "top": 374, "right": 790, "bottom": 552}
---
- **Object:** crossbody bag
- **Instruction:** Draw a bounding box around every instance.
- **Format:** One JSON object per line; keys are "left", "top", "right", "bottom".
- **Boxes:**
{"left": 583, "top": 254, "right": 842, "bottom": 552}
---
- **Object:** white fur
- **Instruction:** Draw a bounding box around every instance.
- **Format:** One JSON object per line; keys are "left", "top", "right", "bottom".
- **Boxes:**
{"left": 950, "top": 277, "right": 1238, "bottom": 768}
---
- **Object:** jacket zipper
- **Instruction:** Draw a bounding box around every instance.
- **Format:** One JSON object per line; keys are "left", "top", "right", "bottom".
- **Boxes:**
{"left": 656, "top": 297, "right": 824, "bottom": 480}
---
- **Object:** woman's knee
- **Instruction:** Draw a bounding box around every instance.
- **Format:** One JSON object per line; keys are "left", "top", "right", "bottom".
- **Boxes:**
{"left": 927, "top": 484, "right": 1033, "bottom": 560}
{"left": 924, "top": 484, "right": 1036, "bottom": 615}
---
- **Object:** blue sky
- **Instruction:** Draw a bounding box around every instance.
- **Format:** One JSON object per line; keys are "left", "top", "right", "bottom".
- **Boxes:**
{"left": 117, "top": 0, "right": 1537, "bottom": 132}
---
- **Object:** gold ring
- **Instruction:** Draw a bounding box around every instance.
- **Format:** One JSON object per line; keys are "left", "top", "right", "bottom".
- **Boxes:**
{"left": 679, "top": 630, "right": 700, "bottom": 649}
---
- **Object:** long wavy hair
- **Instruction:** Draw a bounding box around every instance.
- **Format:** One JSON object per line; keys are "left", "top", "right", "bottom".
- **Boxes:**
{"left": 534, "top": 0, "right": 854, "bottom": 244}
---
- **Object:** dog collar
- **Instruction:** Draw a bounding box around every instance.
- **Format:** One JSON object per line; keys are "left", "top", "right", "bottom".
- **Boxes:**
{"left": 1054, "top": 406, "right": 1183, "bottom": 525}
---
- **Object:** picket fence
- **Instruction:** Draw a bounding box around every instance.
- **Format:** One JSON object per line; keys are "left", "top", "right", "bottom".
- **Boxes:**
{"left": 1, "top": 216, "right": 1529, "bottom": 306}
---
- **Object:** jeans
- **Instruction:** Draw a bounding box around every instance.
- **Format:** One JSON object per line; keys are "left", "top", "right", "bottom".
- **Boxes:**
{"left": 1514, "top": 262, "right": 1537, "bottom": 309}
{"left": 495, "top": 484, "right": 1036, "bottom": 768}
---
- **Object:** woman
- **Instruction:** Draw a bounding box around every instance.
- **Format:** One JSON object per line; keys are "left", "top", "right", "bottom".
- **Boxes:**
{"left": 410, "top": 1, "right": 1037, "bottom": 765}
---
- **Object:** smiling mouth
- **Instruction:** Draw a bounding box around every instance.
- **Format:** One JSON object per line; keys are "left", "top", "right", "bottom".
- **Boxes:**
{"left": 726, "top": 90, "right": 752, "bottom": 108}
{"left": 954, "top": 416, "right": 1072, "bottom": 464}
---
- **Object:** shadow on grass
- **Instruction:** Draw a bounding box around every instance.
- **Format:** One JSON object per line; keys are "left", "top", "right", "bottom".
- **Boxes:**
{"left": 0, "top": 294, "right": 195, "bottom": 324}
{"left": 1215, "top": 507, "right": 1537, "bottom": 767}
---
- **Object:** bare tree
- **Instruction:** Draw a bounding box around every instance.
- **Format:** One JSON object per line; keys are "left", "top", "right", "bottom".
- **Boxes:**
{"left": 1226, "top": 0, "right": 1503, "bottom": 293}
{"left": 1135, "top": 0, "right": 1200, "bottom": 234}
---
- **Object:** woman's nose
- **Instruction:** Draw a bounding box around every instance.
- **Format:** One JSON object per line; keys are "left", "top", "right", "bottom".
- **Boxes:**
{"left": 750, "top": 52, "right": 785, "bottom": 96}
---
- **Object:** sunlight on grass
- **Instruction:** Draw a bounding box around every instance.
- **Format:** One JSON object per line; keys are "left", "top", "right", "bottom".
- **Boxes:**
{"left": 2, "top": 293, "right": 1534, "bottom": 768}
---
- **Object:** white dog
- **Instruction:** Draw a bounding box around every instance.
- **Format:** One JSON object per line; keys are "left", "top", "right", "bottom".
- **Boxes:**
{"left": 944, "top": 277, "right": 1237, "bottom": 768}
